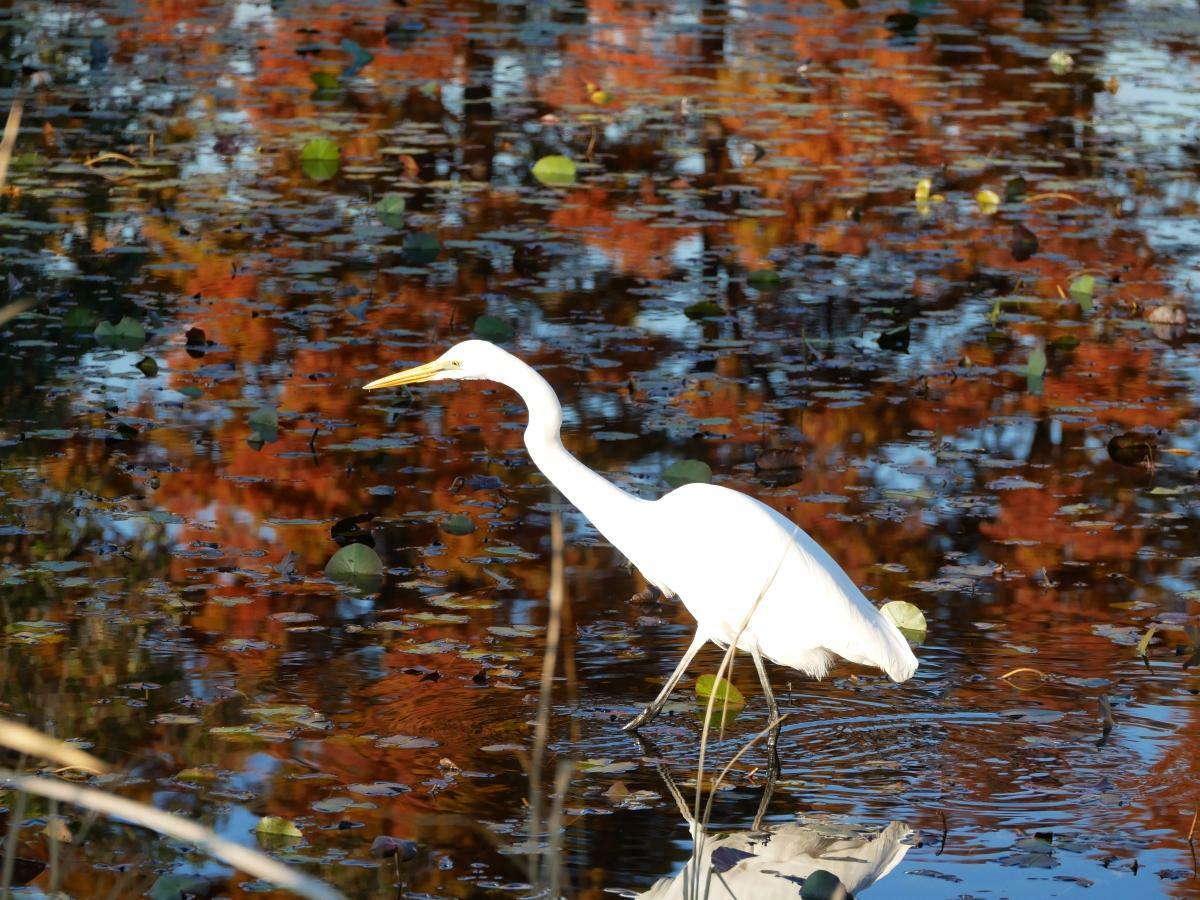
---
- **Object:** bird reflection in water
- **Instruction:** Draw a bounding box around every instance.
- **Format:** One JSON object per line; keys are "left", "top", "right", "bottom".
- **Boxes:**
{"left": 634, "top": 742, "right": 913, "bottom": 900}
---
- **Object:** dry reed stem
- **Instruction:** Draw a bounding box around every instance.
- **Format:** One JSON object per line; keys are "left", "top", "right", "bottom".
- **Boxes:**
{"left": 0, "top": 771, "right": 344, "bottom": 900}
{"left": 0, "top": 95, "right": 21, "bottom": 191}
{"left": 0, "top": 718, "right": 107, "bottom": 774}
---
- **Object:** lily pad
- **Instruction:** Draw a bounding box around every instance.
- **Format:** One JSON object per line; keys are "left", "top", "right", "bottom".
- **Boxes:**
{"left": 695, "top": 674, "right": 745, "bottom": 706}
{"left": 402, "top": 231, "right": 441, "bottom": 265}
{"left": 299, "top": 138, "right": 339, "bottom": 181}
{"left": 441, "top": 513, "right": 476, "bottom": 536}
{"left": 473, "top": 315, "right": 514, "bottom": 342}
{"left": 94, "top": 316, "right": 146, "bottom": 349}
{"left": 254, "top": 815, "right": 302, "bottom": 838}
{"left": 881, "top": 600, "right": 927, "bottom": 644}
{"left": 664, "top": 459, "right": 712, "bottom": 487}
{"left": 531, "top": 154, "right": 576, "bottom": 187}
{"left": 325, "top": 543, "right": 384, "bottom": 590}
{"left": 376, "top": 193, "right": 406, "bottom": 228}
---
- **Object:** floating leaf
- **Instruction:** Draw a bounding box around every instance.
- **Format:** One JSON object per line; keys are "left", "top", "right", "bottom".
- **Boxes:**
{"left": 976, "top": 189, "right": 1000, "bottom": 214}
{"left": 579, "top": 758, "right": 640, "bottom": 775}
{"left": 473, "top": 315, "right": 514, "bottom": 342}
{"left": 248, "top": 406, "right": 279, "bottom": 444}
{"left": 325, "top": 543, "right": 384, "bottom": 587}
{"left": 695, "top": 674, "right": 745, "bottom": 707}
{"left": 1023, "top": 348, "right": 1046, "bottom": 378}
{"left": 1069, "top": 274, "right": 1095, "bottom": 312}
{"left": 914, "top": 178, "right": 932, "bottom": 202}
{"left": 1048, "top": 49, "right": 1074, "bottom": 74}
{"left": 310, "top": 70, "right": 339, "bottom": 91}
{"left": 254, "top": 815, "right": 302, "bottom": 838}
{"left": 442, "top": 513, "right": 476, "bottom": 536}
{"left": 1107, "top": 432, "right": 1155, "bottom": 468}
{"left": 664, "top": 459, "right": 712, "bottom": 488}
{"left": 881, "top": 600, "right": 928, "bottom": 644}
{"left": 531, "top": 155, "right": 577, "bottom": 187}
{"left": 376, "top": 193, "right": 406, "bottom": 228}
{"left": 1135, "top": 623, "right": 1157, "bottom": 661}
{"left": 62, "top": 307, "right": 97, "bottom": 329}
{"left": 402, "top": 231, "right": 440, "bottom": 265}
{"left": 299, "top": 138, "right": 339, "bottom": 181}
{"left": 135, "top": 356, "right": 158, "bottom": 377}
{"left": 149, "top": 875, "right": 214, "bottom": 900}
{"left": 93, "top": 316, "right": 146, "bottom": 349}
{"left": 348, "top": 781, "right": 410, "bottom": 797}
{"left": 747, "top": 269, "right": 781, "bottom": 288}
{"left": 684, "top": 300, "right": 724, "bottom": 319}
{"left": 1011, "top": 224, "right": 1038, "bottom": 261}
{"left": 370, "top": 836, "right": 418, "bottom": 861}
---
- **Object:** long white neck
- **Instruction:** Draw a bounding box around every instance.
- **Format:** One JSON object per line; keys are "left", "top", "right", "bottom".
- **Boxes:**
{"left": 498, "top": 358, "right": 647, "bottom": 554}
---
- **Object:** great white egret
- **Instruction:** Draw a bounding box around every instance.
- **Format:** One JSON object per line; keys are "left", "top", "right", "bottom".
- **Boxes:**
{"left": 363, "top": 341, "right": 918, "bottom": 737}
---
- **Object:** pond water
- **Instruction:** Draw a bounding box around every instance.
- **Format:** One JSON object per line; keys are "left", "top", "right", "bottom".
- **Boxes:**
{"left": 2, "top": 0, "right": 1200, "bottom": 897}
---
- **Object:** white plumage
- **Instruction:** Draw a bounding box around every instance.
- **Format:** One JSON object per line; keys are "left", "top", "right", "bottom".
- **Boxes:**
{"left": 363, "top": 340, "right": 918, "bottom": 737}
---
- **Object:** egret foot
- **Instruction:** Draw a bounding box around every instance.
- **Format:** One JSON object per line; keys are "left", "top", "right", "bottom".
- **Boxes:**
{"left": 623, "top": 629, "right": 708, "bottom": 732}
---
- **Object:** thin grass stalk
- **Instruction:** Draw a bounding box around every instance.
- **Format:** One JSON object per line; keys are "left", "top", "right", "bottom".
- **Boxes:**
{"left": 700, "top": 714, "right": 787, "bottom": 829}
{"left": 48, "top": 797, "right": 60, "bottom": 894}
{"left": 544, "top": 759, "right": 573, "bottom": 898}
{"left": 1, "top": 783, "right": 27, "bottom": 894}
{"left": 529, "top": 501, "right": 567, "bottom": 888}
{"left": 688, "top": 526, "right": 797, "bottom": 900}
{"left": 0, "top": 772, "right": 344, "bottom": 900}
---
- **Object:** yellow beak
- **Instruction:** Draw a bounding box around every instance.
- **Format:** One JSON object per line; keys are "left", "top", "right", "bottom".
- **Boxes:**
{"left": 362, "top": 359, "right": 448, "bottom": 391}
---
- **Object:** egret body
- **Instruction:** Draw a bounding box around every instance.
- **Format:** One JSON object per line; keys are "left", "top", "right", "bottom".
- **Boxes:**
{"left": 363, "top": 341, "right": 918, "bottom": 734}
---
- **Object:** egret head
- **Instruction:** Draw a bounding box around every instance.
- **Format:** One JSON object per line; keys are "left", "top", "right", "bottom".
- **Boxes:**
{"left": 362, "top": 340, "right": 511, "bottom": 391}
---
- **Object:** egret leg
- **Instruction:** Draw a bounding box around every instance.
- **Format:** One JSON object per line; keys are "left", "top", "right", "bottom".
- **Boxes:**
{"left": 623, "top": 630, "right": 708, "bottom": 732}
{"left": 750, "top": 643, "right": 782, "bottom": 775}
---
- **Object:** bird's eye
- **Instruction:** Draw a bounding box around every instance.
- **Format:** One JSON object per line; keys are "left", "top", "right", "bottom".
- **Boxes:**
{"left": 451, "top": 360, "right": 462, "bottom": 368}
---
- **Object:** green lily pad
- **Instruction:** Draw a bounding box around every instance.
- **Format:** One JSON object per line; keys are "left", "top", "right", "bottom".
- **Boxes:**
{"left": 325, "top": 543, "right": 384, "bottom": 590}
{"left": 747, "top": 269, "right": 782, "bottom": 287}
{"left": 376, "top": 193, "right": 406, "bottom": 228}
{"left": 402, "top": 231, "right": 441, "bottom": 265}
{"left": 684, "top": 300, "right": 724, "bottom": 319}
{"left": 531, "top": 154, "right": 577, "bottom": 187}
{"left": 442, "top": 513, "right": 476, "bottom": 536}
{"left": 664, "top": 459, "right": 712, "bottom": 487}
{"left": 1069, "top": 274, "right": 1095, "bottom": 312}
{"left": 299, "top": 138, "right": 339, "bottom": 181}
{"left": 695, "top": 674, "right": 745, "bottom": 707}
{"left": 248, "top": 406, "right": 279, "bottom": 443}
{"left": 94, "top": 316, "right": 146, "bottom": 349}
{"left": 255, "top": 815, "right": 302, "bottom": 838}
{"left": 473, "top": 315, "right": 514, "bottom": 342}
{"left": 881, "top": 600, "right": 927, "bottom": 644}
